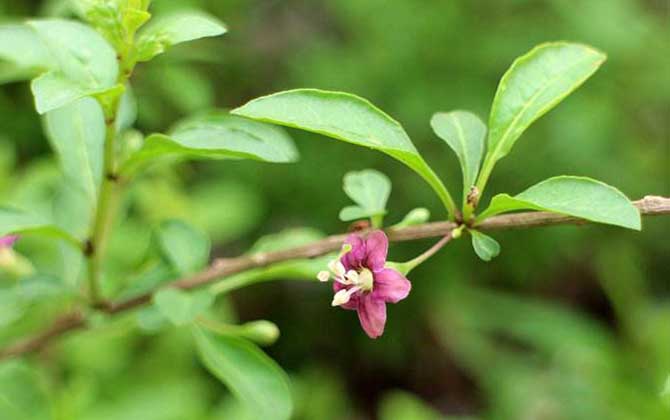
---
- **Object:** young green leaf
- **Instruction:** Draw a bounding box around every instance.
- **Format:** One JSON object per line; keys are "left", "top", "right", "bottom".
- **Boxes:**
{"left": 470, "top": 230, "right": 501, "bottom": 262}
{"left": 339, "top": 169, "right": 391, "bottom": 222}
{"left": 44, "top": 97, "right": 105, "bottom": 207}
{"left": 156, "top": 220, "right": 210, "bottom": 275}
{"left": 28, "top": 19, "right": 118, "bottom": 113}
{"left": 153, "top": 288, "right": 214, "bottom": 326}
{"left": 232, "top": 89, "right": 457, "bottom": 217}
{"left": 136, "top": 11, "right": 227, "bottom": 62}
{"left": 120, "top": 112, "right": 298, "bottom": 176}
{"left": 430, "top": 111, "right": 486, "bottom": 201}
{"left": 477, "top": 176, "right": 641, "bottom": 230}
{"left": 193, "top": 327, "right": 293, "bottom": 420}
{"left": 0, "top": 206, "right": 80, "bottom": 247}
{"left": 0, "top": 24, "right": 53, "bottom": 83}
{"left": 477, "top": 42, "right": 606, "bottom": 192}
{"left": 391, "top": 208, "right": 430, "bottom": 228}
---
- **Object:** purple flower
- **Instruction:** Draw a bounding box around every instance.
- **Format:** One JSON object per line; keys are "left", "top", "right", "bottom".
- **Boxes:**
{"left": 318, "top": 230, "right": 411, "bottom": 338}
{"left": 0, "top": 235, "right": 18, "bottom": 248}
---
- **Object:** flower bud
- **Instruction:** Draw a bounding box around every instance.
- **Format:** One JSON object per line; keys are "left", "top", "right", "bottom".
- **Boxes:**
{"left": 238, "top": 320, "right": 280, "bottom": 346}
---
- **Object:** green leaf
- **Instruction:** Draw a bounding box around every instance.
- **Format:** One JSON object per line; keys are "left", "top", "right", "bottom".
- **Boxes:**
{"left": 0, "top": 362, "right": 52, "bottom": 420}
{"left": 470, "top": 230, "right": 501, "bottom": 262}
{"left": 0, "top": 24, "right": 53, "bottom": 83}
{"left": 28, "top": 19, "right": 118, "bottom": 113}
{"left": 193, "top": 327, "right": 293, "bottom": 420}
{"left": 136, "top": 11, "right": 227, "bottom": 62}
{"left": 391, "top": 208, "right": 431, "bottom": 228}
{"left": 339, "top": 169, "right": 391, "bottom": 222}
{"left": 44, "top": 97, "right": 105, "bottom": 207}
{"left": 430, "top": 111, "right": 486, "bottom": 200}
{"left": 0, "top": 206, "right": 80, "bottom": 247}
{"left": 379, "top": 390, "right": 444, "bottom": 420}
{"left": 477, "top": 176, "right": 641, "bottom": 230}
{"left": 156, "top": 219, "right": 210, "bottom": 275}
{"left": 120, "top": 112, "right": 298, "bottom": 176}
{"left": 477, "top": 43, "right": 606, "bottom": 191}
{"left": 152, "top": 288, "right": 214, "bottom": 326}
{"left": 232, "top": 89, "right": 457, "bottom": 216}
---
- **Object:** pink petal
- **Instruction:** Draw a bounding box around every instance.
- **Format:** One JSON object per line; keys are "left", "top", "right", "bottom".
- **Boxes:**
{"left": 373, "top": 268, "right": 411, "bottom": 303}
{"left": 0, "top": 235, "right": 19, "bottom": 248}
{"left": 356, "top": 295, "right": 387, "bottom": 338}
{"left": 364, "top": 230, "right": 388, "bottom": 271}
{"left": 342, "top": 234, "right": 366, "bottom": 270}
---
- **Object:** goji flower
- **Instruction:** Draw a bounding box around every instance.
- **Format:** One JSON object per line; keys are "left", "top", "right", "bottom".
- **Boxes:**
{"left": 318, "top": 230, "right": 411, "bottom": 338}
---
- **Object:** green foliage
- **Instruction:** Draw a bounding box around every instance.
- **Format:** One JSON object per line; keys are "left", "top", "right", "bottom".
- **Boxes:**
{"left": 28, "top": 19, "right": 119, "bottom": 113}
{"left": 152, "top": 288, "right": 213, "bottom": 326}
{"left": 431, "top": 111, "right": 486, "bottom": 203}
{"left": 0, "top": 362, "right": 51, "bottom": 420}
{"left": 232, "top": 88, "right": 457, "bottom": 216}
{"left": 136, "top": 10, "right": 227, "bottom": 62}
{"left": 156, "top": 219, "right": 210, "bottom": 275}
{"left": 391, "top": 207, "right": 431, "bottom": 228}
{"left": 121, "top": 112, "right": 298, "bottom": 176}
{"left": 193, "top": 327, "right": 293, "bottom": 420}
{"left": 470, "top": 230, "right": 501, "bottom": 262}
{"left": 44, "top": 97, "right": 104, "bottom": 207}
{"left": 0, "top": 24, "right": 52, "bottom": 83}
{"left": 0, "top": 207, "right": 79, "bottom": 246}
{"left": 477, "top": 176, "right": 641, "bottom": 230}
{"left": 339, "top": 169, "right": 391, "bottom": 224}
{"left": 477, "top": 43, "right": 606, "bottom": 191}
{"left": 378, "top": 390, "right": 451, "bottom": 420}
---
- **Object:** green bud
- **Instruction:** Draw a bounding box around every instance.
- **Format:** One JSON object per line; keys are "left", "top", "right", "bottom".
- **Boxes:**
{"left": 237, "top": 320, "right": 280, "bottom": 346}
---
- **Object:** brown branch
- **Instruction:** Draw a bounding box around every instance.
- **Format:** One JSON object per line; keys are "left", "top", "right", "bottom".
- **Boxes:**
{"left": 1, "top": 195, "right": 668, "bottom": 361}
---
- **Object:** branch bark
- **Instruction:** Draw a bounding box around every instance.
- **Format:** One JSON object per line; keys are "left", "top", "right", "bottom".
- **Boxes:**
{"left": 1, "top": 195, "right": 668, "bottom": 361}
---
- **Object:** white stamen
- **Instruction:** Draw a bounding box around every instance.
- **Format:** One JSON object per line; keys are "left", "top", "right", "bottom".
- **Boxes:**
{"left": 328, "top": 260, "right": 346, "bottom": 277}
{"left": 331, "top": 286, "right": 361, "bottom": 306}
{"left": 334, "top": 276, "right": 351, "bottom": 285}
{"left": 317, "top": 271, "right": 330, "bottom": 282}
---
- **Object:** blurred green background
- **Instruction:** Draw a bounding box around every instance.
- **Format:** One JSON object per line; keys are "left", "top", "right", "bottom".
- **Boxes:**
{"left": 1, "top": 0, "right": 669, "bottom": 419}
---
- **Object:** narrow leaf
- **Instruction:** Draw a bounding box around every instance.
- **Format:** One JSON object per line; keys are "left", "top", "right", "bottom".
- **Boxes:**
{"left": 478, "top": 43, "right": 606, "bottom": 190}
{"left": 477, "top": 176, "right": 641, "bottom": 230}
{"left": 431, "top": 110, "right": 486, "bottom": 200}
{"left": 471, "top": 230, "right": 501, "bottom": 262}
{"left": 232, "top": 89, "right": 456, "bottom": 215}
{"left": 193, "top": 327, "right": 293, "bottom": 420}
{"left": 121, "top": 112, "right": 298, "bottom": 176}
{"left": 136, "top": 11, "right": 227, "bottom": 62}
{"left": 44, "top": 97, "right": 105, "bottom": 207}
{"left": 0, "top": 207, "right": 79, "bottom": 246}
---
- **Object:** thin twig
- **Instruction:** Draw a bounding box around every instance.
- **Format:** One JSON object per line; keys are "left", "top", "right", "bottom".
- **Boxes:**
{"left": 1, "top": 195, "right": 668, "bottom": 361}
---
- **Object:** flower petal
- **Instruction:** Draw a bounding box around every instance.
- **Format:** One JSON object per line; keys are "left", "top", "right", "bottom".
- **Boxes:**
{"left": 0, "top": 235, "right": 19, "bottom": 248}
{"left": 342, "top": 234, "right": 366, "bottom": 269}
{"left": 373, "top": 268, "right": 411, "bottom": 303}
{"left": 364, "top": 230, "right": 388, "bottom": 271}
{"left": 357, "top": 295, "right": 387, "bottom": 338}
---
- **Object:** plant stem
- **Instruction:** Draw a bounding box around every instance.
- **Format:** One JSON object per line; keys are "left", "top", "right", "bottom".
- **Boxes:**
{"left": 1, "top": 195, "right": 668, "bottom": 360}
{"left": 398, "top": 228, "right": 459, "bottom": 274}
{"left": 87, "top": 115, "right": 120, "bottom": 303}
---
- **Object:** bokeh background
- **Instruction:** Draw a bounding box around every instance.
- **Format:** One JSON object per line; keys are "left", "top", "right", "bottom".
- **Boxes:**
{"left": 1, "top": 0, "right": 669, "bottom": 419}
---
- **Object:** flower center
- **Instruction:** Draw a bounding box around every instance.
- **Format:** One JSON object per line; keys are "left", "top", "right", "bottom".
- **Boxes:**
{"left": 357, "top": 268, "right": 374, "bottom": 292}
